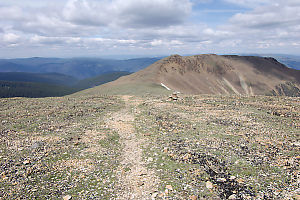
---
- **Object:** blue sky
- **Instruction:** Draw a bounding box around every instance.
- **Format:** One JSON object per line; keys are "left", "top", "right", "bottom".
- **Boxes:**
{"left": 0, "top": 0, "right": 299, "bottom": 58}
{"left": 191, "top": 1, "right": 249, "bottom": 26}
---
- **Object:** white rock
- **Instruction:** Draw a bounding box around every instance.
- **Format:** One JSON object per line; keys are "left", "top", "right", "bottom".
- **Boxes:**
{"left": 206, "top": 181, "right": 213, "bottom": 189}
{"left": 217, "top": 178, "right": 227, "bottom": 182}
{"left": 63, "top": 195, "right": 72, "bottom": 200}
{"left": 228, "top": 194, "right": 237, "bottom": 199}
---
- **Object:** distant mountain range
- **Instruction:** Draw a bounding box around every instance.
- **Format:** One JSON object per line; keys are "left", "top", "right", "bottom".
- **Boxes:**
{"left": 0, "top": 57, "right": 161, "bottom": 79}
{"left": 1, "top": 55, "right": 299, "bottom": 98}
{"left": 84, "top": 54, "right": 300, "bottom": 97}
{"left": 0, "top": 57, "right": 158, "bottom": 97}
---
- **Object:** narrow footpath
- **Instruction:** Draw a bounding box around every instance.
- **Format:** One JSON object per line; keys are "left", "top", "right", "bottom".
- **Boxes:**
{"left": 106, "top": 96, "right": 159, "bottom": 199}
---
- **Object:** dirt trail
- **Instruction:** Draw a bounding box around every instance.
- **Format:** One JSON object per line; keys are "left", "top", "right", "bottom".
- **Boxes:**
{"left": 106, "top": 95, "right": 159, "bottom": 199}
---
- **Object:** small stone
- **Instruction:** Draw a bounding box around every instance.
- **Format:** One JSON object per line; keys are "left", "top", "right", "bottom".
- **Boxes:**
{"left": 158, "top": 193, "right": 164, "bottom": 198}
{"left": 183, "top": 153, "right": 191, "bottom": 160}
{"left": 163, "top": 147, "right": 168, "bottom": 153}
{"left": 228, "top": 194, "right": 237, "bottom": 199}
{"left": 138, "top": 181, "right": 144, "bottom": 186}
{"left": 206, "top": 181, "right": 213, "bottom": 189}
{"left": 293, "top": 194, "right": 300, "bottom": 200}
{"left": 190, "top": 195, "right": 198, "bottom": 200}
{"left": 229, "top": 176, "right": 236, "bottom": 180}
{"left": 291, "top": 142, "right": 300, "bottom": 147}
{"left": 139, "top": 172, "right": 147, "bottom": 176}
{"left": 63, "top": 195, "right": 72, "bottom": 200}
{"left": 148, "top": 157, "right": 154, "bottom": 162}
{"left": 166, "top": 185, "right": 173, "bottom": 190}
{"left": 237, "top": 178, "right": 244, "bottom": 184}
{"left": 217, "top": 178, "right": 226, "bottom": 182}
{"left": 165, "top": 189, "right": 169, "bottom": 195}
{"left": 31, "top": 141, "right": 44, "bottom": 149}
{"left": 23, "top": 160, "right": 30, "bottom": 165}
{"left": 151, "top": 192, "right": 158, "bottom": 199}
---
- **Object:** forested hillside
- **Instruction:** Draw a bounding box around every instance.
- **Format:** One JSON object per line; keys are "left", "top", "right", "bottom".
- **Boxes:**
{"left": 0, "top": 81, "right": 79, "bottom": 98}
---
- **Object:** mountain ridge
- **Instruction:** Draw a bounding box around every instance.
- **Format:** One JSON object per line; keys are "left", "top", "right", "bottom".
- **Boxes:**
{"left": 85, "top": 54, "right": 300, "bottom": 96}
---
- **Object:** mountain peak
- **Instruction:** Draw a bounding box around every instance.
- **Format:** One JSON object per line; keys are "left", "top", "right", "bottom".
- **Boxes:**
{"left": 90, "top": 54, "right": 300, "bottom": 96}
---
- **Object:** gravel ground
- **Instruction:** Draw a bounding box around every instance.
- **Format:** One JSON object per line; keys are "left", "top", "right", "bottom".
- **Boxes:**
{"left": 0, "top": 94, "right": 299, "bottom": 199}
{"left": 0, "top": 95, "right": 123, "bottom": 199}
{"left": 135, "top": 95, "right": 299, "bottom": 200}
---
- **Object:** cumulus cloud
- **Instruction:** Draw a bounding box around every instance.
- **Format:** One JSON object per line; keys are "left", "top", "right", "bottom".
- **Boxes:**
{"left": 209, "top": 0, "right": 300, "bottom": 53}
{"left": 227, "top": 0, "right": 300, "bottom": 44}
{"left": 63, "top": 0, "right": 111, "bottom": 26}
{"left": 0, "top": 0, "right": 299, "bottom": 57}
{"left": 2, "top": 33, "right": 20, "bottom": 43}
{"left": 0, "top": 6, "right": 26, "bottom": 21}
{"left": 230, "top": 3, "right": 300, "bottom": 29}
{"left": 115, "top": 0, "right": 192, "bottom": 28}
{"left": 62, "top": 0, "right": 192, "bottom": 28}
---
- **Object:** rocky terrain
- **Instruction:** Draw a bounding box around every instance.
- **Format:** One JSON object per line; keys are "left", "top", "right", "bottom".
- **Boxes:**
{"left": 0, "top": 95, "right": 123, "bottom": 199}
{"left": 96, "top": 54, "right": 300, "bottom": 97}
{"left": 0, "top": 93, "right": 299, "bottom": 199}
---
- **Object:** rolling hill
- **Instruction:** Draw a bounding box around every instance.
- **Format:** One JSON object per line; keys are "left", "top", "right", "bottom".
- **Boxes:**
{"left": 82, "top": 54, "right": 300, "bottom": 96}
{"left": 73, "top": 71, "right": 132, "bottom": 89}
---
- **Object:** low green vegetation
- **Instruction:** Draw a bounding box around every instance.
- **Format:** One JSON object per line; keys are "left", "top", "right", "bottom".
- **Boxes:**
{"left": 135, "top": 95, "right": 299, "bottom": 199}
{"left": 1, "top": 93, "right": 299, "bottom": 199}
{"left": 78, "top": 82, "right": 172, "bottom": 96}
{"left": 73, "top": 72, "right": 132, "bottom": 90}
{"left": 0, "top": 95, "right": 124, "bottom": 199}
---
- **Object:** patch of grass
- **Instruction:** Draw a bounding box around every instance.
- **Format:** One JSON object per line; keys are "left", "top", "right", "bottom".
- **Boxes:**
{"left": 135, "top": 94, "right": 299, "bottom": 199}
{"left": 0, "top": 95, "right": 124, "bottom": 199}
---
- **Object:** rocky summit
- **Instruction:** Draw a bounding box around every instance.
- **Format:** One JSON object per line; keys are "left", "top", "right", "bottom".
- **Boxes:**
{"left": 92, "top": 54, "right": 300, "bottom": 96}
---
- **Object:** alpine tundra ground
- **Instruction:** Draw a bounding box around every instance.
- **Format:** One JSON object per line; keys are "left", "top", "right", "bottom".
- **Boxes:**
{"left": 0, "top": 94, "right": 299, "bottom": 199}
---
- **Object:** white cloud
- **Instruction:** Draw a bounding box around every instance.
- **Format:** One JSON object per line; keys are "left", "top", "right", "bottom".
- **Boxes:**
{"left": 62, "top": 0, "right": 192, "bottom": 28}
{"left": 0, "top": 6, "right": 25, "bottom": 20}
{"left": 2, "top": 33, "right": 20, "bottom": 43}
{"left": 230, "top": 3, "right": 300, "bottom": 29}
{"left": 150, "top": 39, "right": 163, "bottom": 46}
{"left": 114, "top": 0, "right": 192, "bottom": 28}
{"left": 0, "top": 0, "right": 300, "bottom": 57}
{"left": 63, "top": 0, "right": 111, "bottom": 26}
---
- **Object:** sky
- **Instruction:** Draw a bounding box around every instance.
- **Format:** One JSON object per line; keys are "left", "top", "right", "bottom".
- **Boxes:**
{"left": 0, "top": 0, "right": 300, "bottom": 58}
